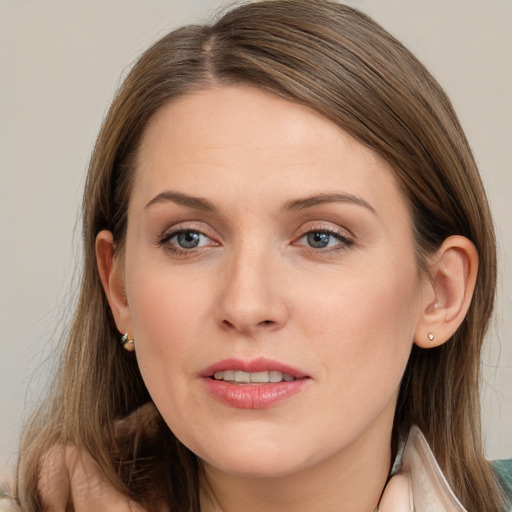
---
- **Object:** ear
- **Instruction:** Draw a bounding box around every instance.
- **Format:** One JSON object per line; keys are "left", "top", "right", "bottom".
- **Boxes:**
{"left": 414, "top": 235, "right": 478, "bottom": 349}
{"left": 96, "top": 230, "right": 133, "bottom": 336}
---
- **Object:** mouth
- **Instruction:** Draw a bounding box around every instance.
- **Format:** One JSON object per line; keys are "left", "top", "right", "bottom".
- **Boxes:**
{"left": 211, "top": 370, "right": 297, "bottom": 384}
{"left": 201, "top": 358, "right": 310, "bottom": 409}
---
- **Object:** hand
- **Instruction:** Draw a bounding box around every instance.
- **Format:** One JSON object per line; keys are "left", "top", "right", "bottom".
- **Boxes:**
{"left": 38, "top": 444, "right": 156, "bottom": 512}
{"left": 37, "top": 402, "right": 169, "bottom": 512}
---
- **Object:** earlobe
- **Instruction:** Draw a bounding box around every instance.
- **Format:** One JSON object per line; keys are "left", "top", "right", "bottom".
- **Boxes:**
{"left": 414, "top": 235, "right": 478, "bottom": 349}
{"left": 95, "top": 230, "right": 132, "bottom": 335}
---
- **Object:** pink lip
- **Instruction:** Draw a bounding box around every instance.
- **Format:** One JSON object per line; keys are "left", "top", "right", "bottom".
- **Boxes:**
{"left": 200, "top": 357, "right": 310, "bottom": 410}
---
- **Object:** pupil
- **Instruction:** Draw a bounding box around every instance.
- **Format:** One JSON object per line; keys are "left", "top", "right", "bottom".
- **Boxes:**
{"left": 307, "top": 232, "right": 330, "bottom": 248}
{"left": 177, "top": 231, "right": 200, "bottom": 249}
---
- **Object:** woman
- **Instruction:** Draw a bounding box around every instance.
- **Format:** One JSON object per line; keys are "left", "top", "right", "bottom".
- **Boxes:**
{"left": 13, "top": 0, "right": 512, "bottom": 511}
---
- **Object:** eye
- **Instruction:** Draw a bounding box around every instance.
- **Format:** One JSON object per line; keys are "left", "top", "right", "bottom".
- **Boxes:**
{"left": 295, "top": 229, "right": 354, "bottom": 251}
{"left": 306, "top": 232, "right": 335, "bottom": 249}
{"left": 159, "top": 229, "right": 216, "bottom": 252}
{"left": 174, "top": 231, "right": 204, "bottom": 249}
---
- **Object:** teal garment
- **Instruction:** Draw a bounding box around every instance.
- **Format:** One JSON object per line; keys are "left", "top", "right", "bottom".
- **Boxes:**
{"left": 494, "top": 458, "right": 512, "bottom": 511}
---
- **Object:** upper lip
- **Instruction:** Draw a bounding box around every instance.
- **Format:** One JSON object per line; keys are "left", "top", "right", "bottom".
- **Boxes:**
{"left": 200, "top": 357, "right": 309, "bottom": 379}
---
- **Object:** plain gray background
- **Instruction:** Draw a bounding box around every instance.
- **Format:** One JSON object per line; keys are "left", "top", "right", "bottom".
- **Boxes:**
{"left": 1, "top": 0, "right": 511, "bottom": 479}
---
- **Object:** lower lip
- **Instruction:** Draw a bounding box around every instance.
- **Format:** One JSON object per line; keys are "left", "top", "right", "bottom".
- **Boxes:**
{"left": 203, "top": 378, "right": 310, "bottom": 409}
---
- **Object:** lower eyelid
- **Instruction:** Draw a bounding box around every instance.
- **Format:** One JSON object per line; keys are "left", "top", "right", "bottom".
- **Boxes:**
{"left": 157, "top": 228, "right": 221, "bottom": 255}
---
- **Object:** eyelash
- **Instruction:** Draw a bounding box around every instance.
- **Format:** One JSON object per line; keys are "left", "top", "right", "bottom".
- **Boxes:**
{"left": 157, "top": 225, "right": 354, "bottom": 256}
{"left": 294, "top": 227, "right": 354, "bottom": 254}
{"left": 157, "top": 227, "right": 217, "bottom": 256}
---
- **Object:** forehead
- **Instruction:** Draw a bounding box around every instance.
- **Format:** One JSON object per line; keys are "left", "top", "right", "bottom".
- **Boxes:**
{"left": 132, "top": 85, "right": 408, "bottom": 221}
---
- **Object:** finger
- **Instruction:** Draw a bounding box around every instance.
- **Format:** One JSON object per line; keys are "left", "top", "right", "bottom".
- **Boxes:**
{"left": 378, "top": 471, "right": 413, "bottom": 512}
{"left": 67, "top": 449, "right": 148, "bottom": 512}
{"left": 38, "top": 445, "right": 71, "bottom": 512}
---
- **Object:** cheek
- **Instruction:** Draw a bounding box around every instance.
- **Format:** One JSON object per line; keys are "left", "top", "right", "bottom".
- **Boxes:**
{"left": 125, "top": 265, "right": 213, "bottom": 392}
{"left": 297, "top": 257, "right": 421, "bottom": 400}
{"left": 127, "top": 244, "right": 213, "bottom": 332}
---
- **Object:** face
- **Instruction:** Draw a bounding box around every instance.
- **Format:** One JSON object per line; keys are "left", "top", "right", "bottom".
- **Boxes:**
{"left": 114, "top": 86, "right": 428, "bottom": 479}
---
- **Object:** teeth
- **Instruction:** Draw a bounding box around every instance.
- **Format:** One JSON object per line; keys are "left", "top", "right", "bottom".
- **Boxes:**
{"left": 251, "top": 371, "right": 270, "bottom": 383}
{"left": 235, "top": 371, "right": 251, "bottom": 383}
{"left": 223, "top": 370, "right": 235, "bottom": 381}
{"left": 269, "top": 371, "right": 282, "bottom": 382}
{"left": 213, "top": 370, "right": 296, "bottom": 383}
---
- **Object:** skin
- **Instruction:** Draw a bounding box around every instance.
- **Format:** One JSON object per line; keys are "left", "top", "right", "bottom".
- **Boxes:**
{"left": 38, "top": 444, "right": 153, "bottom": 512}
{"left": 36, "top": 423, "right": 409, "bottom": 512}
{"left": 94, "top": 85, "right": 478, "bottom": 512}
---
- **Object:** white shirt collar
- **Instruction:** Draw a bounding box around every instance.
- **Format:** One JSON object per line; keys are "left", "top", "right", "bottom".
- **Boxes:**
{"left": 378, "top": 426, "right": 467, "bottom": 512}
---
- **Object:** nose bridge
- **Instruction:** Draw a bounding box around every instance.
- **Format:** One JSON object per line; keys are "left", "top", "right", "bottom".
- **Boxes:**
{"left": 216, "top": 236, "right": 287, "bottom": 334}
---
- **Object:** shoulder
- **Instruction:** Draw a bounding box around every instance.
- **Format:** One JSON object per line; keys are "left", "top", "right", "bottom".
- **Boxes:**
{"left": 493, "top": 459, "right": 512, "bottom": 510}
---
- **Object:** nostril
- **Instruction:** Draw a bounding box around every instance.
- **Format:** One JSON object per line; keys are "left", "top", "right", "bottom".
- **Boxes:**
{"left": 220, "top": 318, "right": 276, "bottom": 334}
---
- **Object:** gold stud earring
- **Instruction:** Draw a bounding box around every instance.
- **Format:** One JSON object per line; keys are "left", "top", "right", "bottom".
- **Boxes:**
{"left": 427, "top": 333, "right": 435, "bottom": 342}
{"left": 120, "top": 333, "right": 135, "bottom": 352}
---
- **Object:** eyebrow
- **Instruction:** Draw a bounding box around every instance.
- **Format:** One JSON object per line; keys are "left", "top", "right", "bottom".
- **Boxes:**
{"left": 145, "top": 191, "right": 216, "bottom": 211}
{"left": 283, "top": 193, "right": 377, "bottom": 215}
{"left": 145, "top": 190, "right": 376, "bottom": 215}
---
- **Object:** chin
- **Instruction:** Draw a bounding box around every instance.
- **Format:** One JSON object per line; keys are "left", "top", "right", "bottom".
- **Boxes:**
{"left": 186, "top": 426, "right": 329, "bottom": 480}
{"left": 202, "top": 449, "right": 312, "bottom": 479}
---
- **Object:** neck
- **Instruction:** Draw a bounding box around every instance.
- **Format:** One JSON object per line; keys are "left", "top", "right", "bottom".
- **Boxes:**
{"left": 199, "top": 418, "right": 393, "bottom": 512}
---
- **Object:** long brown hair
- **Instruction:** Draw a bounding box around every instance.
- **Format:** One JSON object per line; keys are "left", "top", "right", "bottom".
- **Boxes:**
{"left": 16, "top": 1, "right": 507, "bottom": 510}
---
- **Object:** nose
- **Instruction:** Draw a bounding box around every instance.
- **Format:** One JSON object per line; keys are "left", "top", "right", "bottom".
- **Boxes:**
{"left": 215, "top": 244, "right": 289, "bottom": 336}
